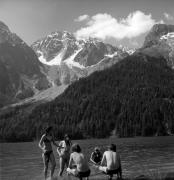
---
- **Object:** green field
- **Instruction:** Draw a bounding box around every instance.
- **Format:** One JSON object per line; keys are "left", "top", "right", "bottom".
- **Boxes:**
{"left": 1, "top": 137, "right": 174, "bottom": 180}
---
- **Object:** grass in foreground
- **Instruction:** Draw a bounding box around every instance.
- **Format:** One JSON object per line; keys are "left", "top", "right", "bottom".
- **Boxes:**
{"left": 11, "top": 171, "right": 174, "bottom": 180}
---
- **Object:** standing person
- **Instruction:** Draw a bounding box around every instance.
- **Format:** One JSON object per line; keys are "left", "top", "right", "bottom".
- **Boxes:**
{"left": 98, "top": 144, "right": 122, "bottom": 180}
{"left": 67, "top": 143, "right": 90, "bottom": 180}
{"left": 90, "top": 147, "right": 102, "bottom": 165}
{"left": 38, "top": 126, "right": 60, "bottom": 180}
{"left": 57, "top": 134, "right": 72, "bottom": 176}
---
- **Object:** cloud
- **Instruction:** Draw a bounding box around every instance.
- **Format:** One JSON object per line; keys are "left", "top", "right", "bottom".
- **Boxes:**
{"left": 75, "top": 11, "right": 160, "bottom": 40}
{"left": 129, "top": 39, "right": 139, "bottom": 47}
{"left": 164, "top": 12, "right": 174, "bottom": 21}
{"left": 75, "top": 14, "right": 89, "bottom": 22}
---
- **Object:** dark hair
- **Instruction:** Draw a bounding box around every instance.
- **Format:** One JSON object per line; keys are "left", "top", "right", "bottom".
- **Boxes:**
{"left": 64, "top": 134, "right": 71, "bottom": 146}
{"left": 64, "top": 134, "right": 70, "bottom": 139}
{"left": 109, "top": 144, "right": 116, "bottom": 152}
{"left": 95, "top": 147, "right": 100, "bottom": 151}
{"left": 71, "top": 143, "right": 81, "bottom": 153}
{"left": 45, "top": 126, "right": 53, "bottom": 134}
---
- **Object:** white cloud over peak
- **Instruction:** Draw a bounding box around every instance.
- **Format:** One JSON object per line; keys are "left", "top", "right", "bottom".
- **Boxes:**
{"left": 129, "top": 39, "right": 139, "bottom": 47}
{"left": 164, "top": 12, "right": 174, "bottom": 21}
{"left": 74, "top": 11, "right": 160, "bottom": 40}
{"left": 75, "top": 14, "right": 89, "bottom": 22}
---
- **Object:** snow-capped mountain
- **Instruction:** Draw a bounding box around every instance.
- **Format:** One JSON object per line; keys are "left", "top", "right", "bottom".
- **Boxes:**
{"left": 160, "top": 32, "right": 174, "bottom": 40}
{"left": 143, "top": 24, "right": 174, "bottom": 48}
{"left": 32, "top": 31, "right": 81, "bottom": 66}
{"left": 0, "top": 21, "right": 50, "bottom": 107}
{"left": 160, "top": 32, "right": 174, "bottom": 67}
{"left": 31, "top": 31, "right": 128, "bottom": 86}
{"left": 119, "top": 45, "right": 136, "bottom": 55}
{"left": 139, "top": 24, "right": 174, "bottom": 68}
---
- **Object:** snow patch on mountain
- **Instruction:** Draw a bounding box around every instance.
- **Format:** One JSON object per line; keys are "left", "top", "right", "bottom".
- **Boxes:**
{"left": 104, "top": 52, "right": 118, "bottom": 58}
{"left": 37, "top": 49, "right": 64, "bottom": 65}
{"left": 64, "top": 48, "right": 85, "bottom": 69}
{"left": 37, "top": 48, "right": 86, "bottom": 69}
{"left": 160, "top": 32, "right": 174, "bottom": 40}
{"left": 119, "top": 45, "right": 135, "bottom": 55}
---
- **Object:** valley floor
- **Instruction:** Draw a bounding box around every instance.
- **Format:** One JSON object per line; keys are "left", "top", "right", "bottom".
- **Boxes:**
{"left": 1, "top": 137, "right": 174, "bottom": 180}
{"left": 19, "top": 171, "right": 174, "bottom": 180}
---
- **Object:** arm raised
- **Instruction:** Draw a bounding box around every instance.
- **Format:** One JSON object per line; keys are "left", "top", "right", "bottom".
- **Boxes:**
{"left": 38, "top": 135, "right": 45, "bottom": 151}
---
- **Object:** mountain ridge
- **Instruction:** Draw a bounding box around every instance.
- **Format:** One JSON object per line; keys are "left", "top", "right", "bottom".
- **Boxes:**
{"left": 0, "top": 21, "right": 51, "bottom": 107}
{"left": 31, "top": 30, "right": 129, "bottom": 87}
{"left": 134, "top": 24, "right": 174, "bottom": 69}
{"left": 0, "top": 21, "right": 130, "bottom": 108}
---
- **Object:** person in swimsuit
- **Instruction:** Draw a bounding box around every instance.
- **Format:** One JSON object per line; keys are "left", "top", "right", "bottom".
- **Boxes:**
{"left": 98, "top": 144, "right": 122, "bottom": 180}
{"left": 38, "top": 126, "right": 60, "bottom": 180}
{"left": 90, "top": 147, "right": 102, "bottom": 165}
{"left": 67, "top": 143, "right": 90, "bottom": 180}
{"left": 57, "top": 134, "right": 72, "bottom": 176}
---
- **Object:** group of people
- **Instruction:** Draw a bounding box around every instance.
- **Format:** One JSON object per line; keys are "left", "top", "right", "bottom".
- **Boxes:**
{"left": 39, "top": 126, "right": 122, "bottom": 180}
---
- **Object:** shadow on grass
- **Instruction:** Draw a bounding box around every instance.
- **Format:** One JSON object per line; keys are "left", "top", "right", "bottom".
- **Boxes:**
{"left": 48, "top": 172, "right": 174, "bottom": 180}
{"left": 12, "top": 172, "right": 173, "bottom": 180}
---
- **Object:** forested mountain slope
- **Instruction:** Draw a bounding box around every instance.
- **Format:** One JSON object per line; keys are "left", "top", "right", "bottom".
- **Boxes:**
{"left": 1, "top": 53, "right": 174, "bottom": 141}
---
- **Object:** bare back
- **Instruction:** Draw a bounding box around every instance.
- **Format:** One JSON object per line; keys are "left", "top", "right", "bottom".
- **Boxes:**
{"left": 102, "top": 151, "right": 120, "bottom": 170}
{"left": 70, "top": 152, "right": 89, "bottom": 172}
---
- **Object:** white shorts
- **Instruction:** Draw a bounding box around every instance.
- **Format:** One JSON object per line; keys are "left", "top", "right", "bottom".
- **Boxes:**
{"left": 67, "top": 168, "right": 91, "bottom": 177}
{"left": 67, "top": 167, "right": 78, "bottom": 176}
{"left": 99, "top": 166, "right": 108, "bottom": 173}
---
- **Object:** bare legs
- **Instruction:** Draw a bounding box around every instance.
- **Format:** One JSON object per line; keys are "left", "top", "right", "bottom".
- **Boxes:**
{"left": 50, "top": 153, "right": 56, "bottom": 179}
{"left": 42, "top": 154, "right": 49, "bottom": 180}
{"left": 59, "top": 156, "right": 69, "bottom": 176}
{"left": 42, "top": 153, "right": 56, "bottom": 180}
{"left": 59, "top": 157, "right": 65, "bottom": 176}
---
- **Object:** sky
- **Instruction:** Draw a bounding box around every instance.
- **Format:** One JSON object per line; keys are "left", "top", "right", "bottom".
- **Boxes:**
{"left": 0, "top": 0, "right": 174, "bottom": 48}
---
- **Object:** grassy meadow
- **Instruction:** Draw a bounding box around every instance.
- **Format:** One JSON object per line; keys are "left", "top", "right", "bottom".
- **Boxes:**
{"left": 1, "top": 137, "right": 174, "bottom": 180}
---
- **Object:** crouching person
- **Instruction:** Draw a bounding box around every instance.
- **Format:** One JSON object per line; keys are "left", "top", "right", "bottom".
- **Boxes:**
{"left": 90, "top": 147, "right": 102, "bottom": 165}
{"left": 98, "top": 144, "right": 122, "bottom": 180}
{"left": 67, "top": 143, "right": 91, "bottom": 180}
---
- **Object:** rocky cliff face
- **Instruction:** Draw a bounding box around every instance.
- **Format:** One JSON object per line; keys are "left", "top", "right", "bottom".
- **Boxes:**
{"left": 32, "top": 31, "right": 128, "bottom": 86}
{"left": 143, "top": 24, "right": 174, "bottom": 48}
{"left": 140, "top": 24, "right": 174, "bottom": 68}
{"left": 0, "top": 21, "right": 50, "bottom": 107}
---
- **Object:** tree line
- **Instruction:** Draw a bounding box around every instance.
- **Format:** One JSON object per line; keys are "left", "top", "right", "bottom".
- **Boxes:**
{"left": 0, "top": 53, "right": 174, "bottom": 142}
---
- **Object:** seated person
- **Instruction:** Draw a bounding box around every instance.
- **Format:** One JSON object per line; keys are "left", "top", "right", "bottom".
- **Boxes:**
{"left": 67, "top": 143, "right": 90, "bottom": 180}
{"left": 98, "top": 144, "right": 122, "bottom": 180}
{"left": 90, "top": 147, "right": 102, "bottom": 165}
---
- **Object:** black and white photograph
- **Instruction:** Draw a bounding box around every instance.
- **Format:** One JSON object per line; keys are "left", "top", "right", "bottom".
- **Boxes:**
{"left": 0, "top": 0, "right": 174, "bottom": 179}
